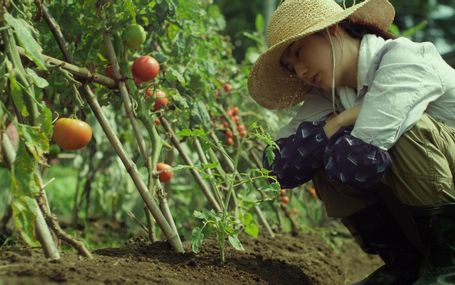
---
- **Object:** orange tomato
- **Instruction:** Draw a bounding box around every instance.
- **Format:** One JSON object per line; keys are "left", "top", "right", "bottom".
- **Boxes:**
{"left": 54, "top": 118, "right": 92, "bottom": 150}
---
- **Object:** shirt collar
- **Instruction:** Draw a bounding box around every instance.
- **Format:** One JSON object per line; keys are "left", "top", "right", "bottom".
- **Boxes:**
{"left": 357, "top": 34, "right": 387, "bottom": 96}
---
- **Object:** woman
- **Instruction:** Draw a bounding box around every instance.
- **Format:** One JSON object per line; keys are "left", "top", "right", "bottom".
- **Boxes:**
{"left": 248, "top": 0, "right": 455, "bottom": 284}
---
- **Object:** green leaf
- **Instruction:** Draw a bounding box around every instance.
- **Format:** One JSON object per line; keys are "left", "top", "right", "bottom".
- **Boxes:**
{"left": 189, "top": 100, "right": 211, "bottom": 130}
{"left": 16, "top": 123, "right": 49, "bottom": 162}
{"left": 9, "top": 74, "right": 29, "bottom": 117}
{"left": 264, "top": 145, "right": 276, "bottom": 167}
{"left": 26, "top": 68, "right": 49, "bottom": 88}
{"left": 11, "top": 197, "right": 39, "bottom": 247}
{"left": 244, "top": 222, "right": 259, "bottom": 238}
{"left": 255, "top": 14, "right": 264, "bottom": 32}
{"left": 166, "top": 67, "right": 185, "bottom": 85}
{"left": 83, "top": 0, "right": 97, "bottom": 8}
{"left": 176, "top": 128, "right": 206, "bottom": 138}
{"left": 4, "top": 13, "right": 46, "bottom": 70}
{"left": 193, "top": 210, "right": 209, "bottom": 220}
{"left": 201, "top": 162, "right": 218, "bottom": 170}
{"left": 37, "top": 105, "right": 53, "bottom": 139}
{"left": 228, "top": 235, "right": 244, "bottom": 251}
{"left": 191, "top": 227, "right": 204, "bottom": 253}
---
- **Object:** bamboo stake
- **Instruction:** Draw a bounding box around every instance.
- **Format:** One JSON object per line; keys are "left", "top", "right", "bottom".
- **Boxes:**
{"left": 33, "top": 2, "right": 184, "bottom": 253}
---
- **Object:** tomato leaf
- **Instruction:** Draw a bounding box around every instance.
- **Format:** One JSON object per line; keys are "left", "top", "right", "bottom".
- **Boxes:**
{"left": 11, "top": 196, "right": 39, "bottom": 247}
{"left": 25, "top": 68, "right": 49, "bottom": 88}
{"left": 189, "top": 100, "right": 211, "bottom": 130}
{"left": 16, "top": 123, "right": 49, "bottom": 162}
{"left": 4, "top": 13, "right": 46, "bottom": 70}
{"left": 9, "top": 74, "right": 29, "bottom": 118}
{"left": 228, "top": 235, "right": 244, "bottom": 251}
{"left": 191, "top": 227, "right": 204, "bottom": 253}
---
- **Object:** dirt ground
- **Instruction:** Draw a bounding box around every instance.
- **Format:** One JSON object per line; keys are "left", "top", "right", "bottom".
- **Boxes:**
{"left": 0, "top": 227, "right": 382, "bottom": 285}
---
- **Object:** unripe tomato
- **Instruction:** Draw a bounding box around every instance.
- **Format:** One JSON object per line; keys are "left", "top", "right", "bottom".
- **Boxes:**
{"left": 132, "top": 56, "right": 160, "bottom": 81}
{"left": 224, "top": 83, "right": 232, "bottom": 93}
{"left": 123, "top": 24, "right": 146, "bottom": 49}
{"left": 153, "top": 90, "right": 169, "bottom": 111}
{"left": 279, "top": 189, "right": 287, "bottom": 196}
{"left": 156, "top": 162, "right": 173, "bottom": 183}
{"left": 54, "top": 118, "right": 92, "bottom": 150}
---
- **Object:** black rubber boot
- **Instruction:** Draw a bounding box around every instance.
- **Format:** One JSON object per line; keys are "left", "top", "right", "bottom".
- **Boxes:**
{"left": 341, "top": 202, "right": 422, "bottom": 285}
{"left": 412, "top": 203, "right": 455, "bottom": 285}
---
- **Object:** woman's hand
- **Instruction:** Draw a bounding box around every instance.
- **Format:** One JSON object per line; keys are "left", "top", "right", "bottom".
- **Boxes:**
{"left": 323, "top": 105, "right": 361, "bottom": 138}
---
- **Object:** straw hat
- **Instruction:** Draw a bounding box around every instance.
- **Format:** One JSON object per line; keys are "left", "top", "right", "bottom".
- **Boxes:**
{"left": 248, "top": 0, "right": 395, "bottom": 110}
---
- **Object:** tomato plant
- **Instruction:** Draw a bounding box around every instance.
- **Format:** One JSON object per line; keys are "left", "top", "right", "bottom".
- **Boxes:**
{"left": 53, "top": 118, "right": 93, "bottom": 150}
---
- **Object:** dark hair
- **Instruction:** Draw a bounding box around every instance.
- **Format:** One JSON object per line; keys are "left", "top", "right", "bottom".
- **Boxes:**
{"left": 339, "top": 20, "right": 396, "bottom": 40}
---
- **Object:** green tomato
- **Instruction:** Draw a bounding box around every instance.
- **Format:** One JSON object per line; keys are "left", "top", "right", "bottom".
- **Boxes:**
{"left": 123, "top": 24, "right": 146, "bottom": 49}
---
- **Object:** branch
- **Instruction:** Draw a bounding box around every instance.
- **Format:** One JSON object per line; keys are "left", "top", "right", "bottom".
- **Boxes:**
{"left": 16, "top": 46, "right": 116, "bottom": 88}
{"left": 36, "top": 189, "right": 93, "bottom": 258}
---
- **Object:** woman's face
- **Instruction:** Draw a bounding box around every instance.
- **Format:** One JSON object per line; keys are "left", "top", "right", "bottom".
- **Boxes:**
{"left": 280, "top": 32, "right": 341, "bottom": 91}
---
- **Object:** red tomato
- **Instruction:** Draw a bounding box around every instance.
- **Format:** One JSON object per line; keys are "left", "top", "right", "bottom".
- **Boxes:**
{"left": 279, "top": 189, "right": 287, "bottom": 196}
{"left": 145, "top": 88, "right": 154, "bottom": 98}
{"left": 232, "top": 115, "right": 240, "bottom": 124}
{"left": 222, "top": 121, "right": 229, "bottom": 128}
{"left": 153, "top": 90, "right": 169, "bottom": 111}
{"left": 154, "top": 118, "right": 161, "bottom": 125}
{"left": 156, "top": 162, "right": 173, "bottom": 183}
{"left": 225, "top": 129, "right": 233, "bottom": 139}
{"left": 132, "top": 55, "right": 160, "bottom": 81}
{"left": 223, "top": 83, "right": 232, "bottom": 93}
{"left": 237, "top": 124, "right": 247, "bottom": 137}
{"left": 226, "top": 137, "right": 234, "bottom": 146}
{"left": 54, "top": 118, "right": 92, "bottom": 150}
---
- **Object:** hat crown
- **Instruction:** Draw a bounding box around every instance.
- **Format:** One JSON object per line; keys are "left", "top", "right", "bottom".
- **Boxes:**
{"left": 267, "top": 0, "right": 344, "bottom": 47}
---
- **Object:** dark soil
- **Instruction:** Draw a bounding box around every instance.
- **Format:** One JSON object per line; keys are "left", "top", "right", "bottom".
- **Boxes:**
{"left": 0, "top": 228, "right": 382, "bottom": 285}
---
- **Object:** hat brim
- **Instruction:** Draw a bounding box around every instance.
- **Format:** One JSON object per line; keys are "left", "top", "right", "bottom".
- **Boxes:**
{"left": 248, "top": 0, "right": 375, "bottom": 110}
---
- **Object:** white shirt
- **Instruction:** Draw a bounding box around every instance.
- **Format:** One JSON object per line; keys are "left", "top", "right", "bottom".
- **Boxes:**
{"left": 276, "top": 34, "right": 455, "bottom": 150}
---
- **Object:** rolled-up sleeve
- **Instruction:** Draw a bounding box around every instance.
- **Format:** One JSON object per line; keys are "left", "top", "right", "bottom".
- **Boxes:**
{"left": 263, "top": 120, "right": 328, "bottom": 189}
{"left": 351, "top": 42, "right": 444, "bottom": 150}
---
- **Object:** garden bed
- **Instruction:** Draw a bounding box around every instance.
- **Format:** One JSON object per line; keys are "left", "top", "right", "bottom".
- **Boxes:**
{"left": 0, "top": 230, "right": 382, "bottom": 285}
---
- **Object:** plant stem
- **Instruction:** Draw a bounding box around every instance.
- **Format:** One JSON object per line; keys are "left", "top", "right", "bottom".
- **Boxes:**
{"left": 36, "top": 181, "right": 93, "bottom": 258}
{"left": 103, "top": 32, "right": 148, "bottom": 164}
{"left": 160, "top": 116, "right": 222, "bottom": 212}
{"left": 15, "top": 46, "right": 116, "bottom": 88}
{"left": 1, "top": 131, "right": 60, "bottom": 260}
{"left": 208, "top": 132, "right": 275, "bottom": 238}
{"left": 193, "top": 137, "right": 225, "bottom": 209}
{"left": 81, "top": 85, "right": 184, "bottom": 252}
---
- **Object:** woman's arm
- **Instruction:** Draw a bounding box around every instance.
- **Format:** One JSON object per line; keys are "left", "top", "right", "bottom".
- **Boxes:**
{"left": 324, "top": 105, "right": 361, "bottom": 137}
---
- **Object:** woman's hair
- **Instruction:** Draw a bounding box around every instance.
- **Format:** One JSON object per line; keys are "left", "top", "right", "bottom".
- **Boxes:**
{"left": 339, "top": 20, "right": 396, "bottom": 40}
